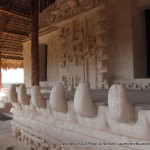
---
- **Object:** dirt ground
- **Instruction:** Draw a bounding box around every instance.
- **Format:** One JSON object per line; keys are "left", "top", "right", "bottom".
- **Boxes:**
{"left": 0, "top": 115, "right": 29, "bottom": 150}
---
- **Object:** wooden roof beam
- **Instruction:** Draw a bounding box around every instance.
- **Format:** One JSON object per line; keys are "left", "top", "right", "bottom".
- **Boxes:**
{"left": 0, "top": 8, "right": 31, "bottom": 20}
{"left": 3, "top": 31, "right": 28, "bottom": 37}
{"left": 1, "top": 55, "right": 23, "bottom": 60}
{"left": 1, "top": 52, "right": 23, "bottom": 57}
{"left": 1, "top": 51, "right": 22, "bottom": 55}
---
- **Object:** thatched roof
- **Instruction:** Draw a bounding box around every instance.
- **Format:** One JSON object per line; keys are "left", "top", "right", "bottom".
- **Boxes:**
{"left": 0, "top": 0, "right": 56, "bottom": 69}
{"left": 0, "top": 0, "right": 31, "bottom": 69}
{"left": 1, "top": 0, "right": 96, "bottom": 69}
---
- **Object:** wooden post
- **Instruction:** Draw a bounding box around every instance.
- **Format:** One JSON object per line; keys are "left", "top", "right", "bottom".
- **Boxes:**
{"left": 0, "top": 27, "right": 3, "bottom": 89}
{"left": 31, "top": 0, "right": 39, "bottom": 86}
{"left": 0, "top": 51, "right": 2, "bottom": 89}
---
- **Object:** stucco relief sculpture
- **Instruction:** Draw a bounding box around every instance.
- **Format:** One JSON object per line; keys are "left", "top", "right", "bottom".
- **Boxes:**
{"left": 59, "top": 24, "right": 84, "bottom": 89}
{"left": 74, "top": 82, "right": 97, "bottom": 117}
{"left": 8, "top": 83, "right": 150, "bottom": 150}
{"left": 7, "top": 84, "right": 22, "bottom": 111}
{"left": 58, "top": 5, "right": 109, "bottom": 89}
{"left": 113, "top": 79, "right": 150, "bottom": 90}
{"left": 108, "top": 84, "right": 135, "bottom": 123}
{"left": 17, "top": 84, "right": 30, "bottom": 105}
{"left": 31, "top": 86, "right": 46, "bottom": 109}
{"left": 22, "top": 0, "right": 108, "bottom": 90}
{"left": 39, "top": 0, "right": 104, "bottom": 29}
{"left": 31, "top": 86, "right": 52, "bottom": 117}
{"left": 50, "top": 83, "right": 68, "bottom": 113}
{"left": 7, "top": 84, "right": 18, "bottom": 103}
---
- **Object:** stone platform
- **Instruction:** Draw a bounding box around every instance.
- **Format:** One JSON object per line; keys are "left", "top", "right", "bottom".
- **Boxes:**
{"left": 65, "top": 89, "right": 150, "bottom": 106}
{"left": 7, "top": 83, "right": 150, "bottom": 150}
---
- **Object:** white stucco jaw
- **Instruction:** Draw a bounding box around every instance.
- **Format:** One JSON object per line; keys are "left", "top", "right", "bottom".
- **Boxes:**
{"left": 74, "top": 82, "right": 98, "bottom": 118}
{"left": 17, "top": 84, "right": 30, "bottom": 105}
{"left": 7, "top": 84, "right": 22, "bottom": 111}
{"left": 50, "top": 82, "right": 68, "bottom": 113}
{"left": 31, "top": 86, "right": 52, "bottom": 117}
{"left": 8, "top": 83, "right": 150, "bottom": 150}
{"left": 31, "top": 86, "right": 46, "bottom": 108}
{"left": 108, "top": 84, "right": 135, "bottom": 123}
{"left": 7, "top": 84, "right": 17, "bottom": 103}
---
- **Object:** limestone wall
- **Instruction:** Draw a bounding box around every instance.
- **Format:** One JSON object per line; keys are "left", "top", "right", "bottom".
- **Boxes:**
{"left": 107, "top": 0, "right": 150, "bottom": 81}
{"left": 108, "top": 0, "right": 134, "bottom": 80}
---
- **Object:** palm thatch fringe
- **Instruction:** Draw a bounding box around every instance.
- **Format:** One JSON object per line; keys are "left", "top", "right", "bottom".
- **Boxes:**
{"left": 1, "top": 59, "right": 23, "bottom": 69}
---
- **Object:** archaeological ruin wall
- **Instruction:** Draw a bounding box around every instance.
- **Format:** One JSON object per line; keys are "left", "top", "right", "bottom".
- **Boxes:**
{"left": 23, "top": 0, "right": 110, "bottom": 89}
{"left": 23, "top": 0, "right": 150, "bottom": 90}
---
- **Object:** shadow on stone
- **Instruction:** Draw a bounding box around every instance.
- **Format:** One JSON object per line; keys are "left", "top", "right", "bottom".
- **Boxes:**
{"left": 0, "top": 113, "right": 12, "bottom": 121}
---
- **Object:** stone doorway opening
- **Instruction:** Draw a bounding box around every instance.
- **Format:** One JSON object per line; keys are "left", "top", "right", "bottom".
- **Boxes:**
{"left": 145, "top": 9, "right": 150, "bottom": 78}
